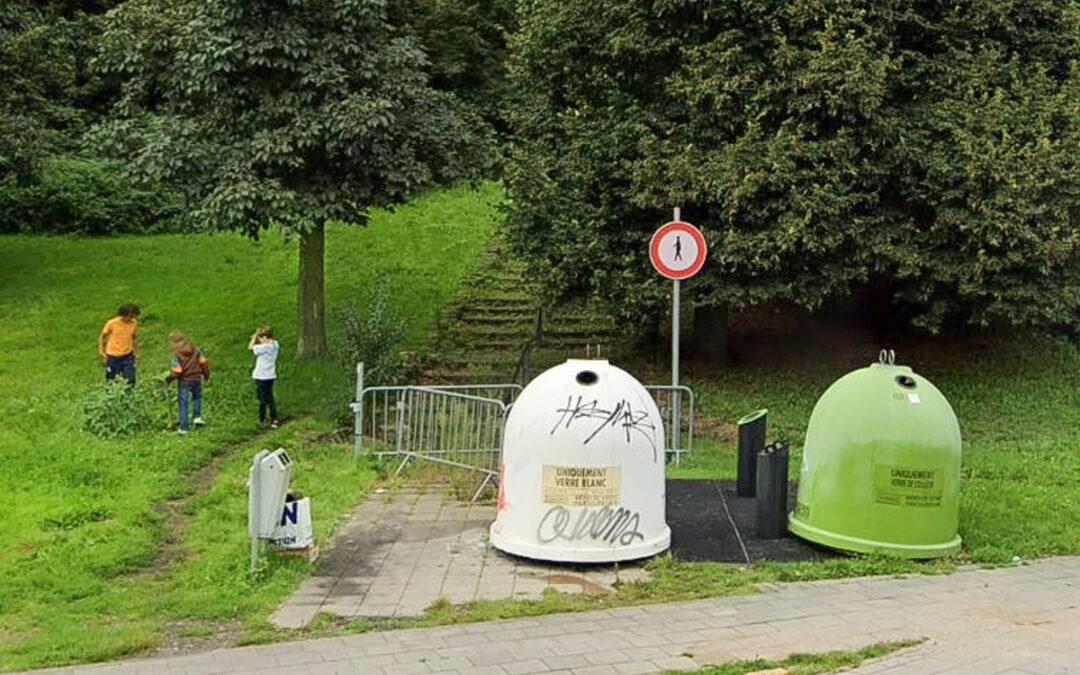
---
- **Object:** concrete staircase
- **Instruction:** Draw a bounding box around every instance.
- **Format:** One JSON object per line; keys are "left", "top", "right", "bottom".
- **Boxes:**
{"left": 418, "top": 237, "right": 623, "bottom": 385}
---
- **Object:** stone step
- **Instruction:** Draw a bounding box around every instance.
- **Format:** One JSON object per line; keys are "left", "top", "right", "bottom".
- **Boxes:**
{"left": 456, "top": 313, "right": 538, "bottom": 326}
{"left": 461, "top": 295, "right": 536, "bottom": 308}
{"left": 456, "top": 306, "right": 537, "bottom": 318}
{"left": 456, "top": 324, "right": 616, "bottom": 340}
{"left": 479, "top": 337, "right": 619, "bottom": 350}
{"left": 419, "top": 369, "right": 515, "bottom": 385}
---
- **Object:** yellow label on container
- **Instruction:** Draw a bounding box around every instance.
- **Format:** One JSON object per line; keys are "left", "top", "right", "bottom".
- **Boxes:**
{"left": 542, "top": 465, "right": 621, "bottom": 507}
{"left": 873, "top": 465, "right": 942, "bottom": 507}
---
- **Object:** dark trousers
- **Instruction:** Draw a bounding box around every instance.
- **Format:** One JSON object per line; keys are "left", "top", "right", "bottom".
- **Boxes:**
{"left": 255, "top": 379, "right": 278, "bottom": 422}
{"left": 178, "top": 379, "right": 202, "bottom": 430}
{"left": 105, "top": 353, "right": 136, "bottom": 386}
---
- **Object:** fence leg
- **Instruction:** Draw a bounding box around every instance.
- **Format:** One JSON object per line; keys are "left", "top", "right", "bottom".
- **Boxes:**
{"left": 395, "top": 453, "right": 413, "bottom": 476}
{"left": 471, "top": 472, "right": 494, "bottom": 503}
{"left": 353, "top": 362, "right": 365, "bottom": 457}
{"left": 671, "top": 390, "right": 681, "bottom": 466}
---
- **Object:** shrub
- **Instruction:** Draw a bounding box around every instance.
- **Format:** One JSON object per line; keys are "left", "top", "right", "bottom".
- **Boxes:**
{"left": 82, "top": 380, "right": 169, "bottom": 439}
{"left": 0, "top": 155, "right": 178, "bottom": 235}
{"left": 505, "top": 0, "right": 1079, "bottom": 334}
{"left": 332, "top": 281, "right": 408, "bottom": 386}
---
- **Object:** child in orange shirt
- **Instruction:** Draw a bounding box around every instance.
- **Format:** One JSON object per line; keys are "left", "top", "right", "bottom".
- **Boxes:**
{"left": 165, "top": 332, "right": 211, "bottom": 434}
{"left": 99, "top": 304, "right": 140, "bottom": 385}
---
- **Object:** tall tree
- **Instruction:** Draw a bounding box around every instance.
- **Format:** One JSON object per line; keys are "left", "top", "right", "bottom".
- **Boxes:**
{"left": 505, "top": 0, "right": 1079, "bottom": 337}
{"left": 94, "top": 0, "right": 489, "bottom": 357}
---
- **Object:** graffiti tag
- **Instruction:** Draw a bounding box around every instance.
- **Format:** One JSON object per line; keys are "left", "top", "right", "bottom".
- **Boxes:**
{"left": 551, "top": 396, "right": 658, "bottom": 460}
{"left": 536, "top": 505, "right": 646, "bottom": 547}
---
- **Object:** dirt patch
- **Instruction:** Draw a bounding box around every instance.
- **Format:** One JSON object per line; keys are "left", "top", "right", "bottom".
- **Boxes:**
{"left": 154, "top": 620, "right": 244, "bottom": 657}
{"left": 544, "top": 573, "right": 613, "bottom": 595}
{"left": 125, "top": 428, "right": 277, "bottom": 657}
{"left": 143, "top": 438, "right": 256, "bottom": 576}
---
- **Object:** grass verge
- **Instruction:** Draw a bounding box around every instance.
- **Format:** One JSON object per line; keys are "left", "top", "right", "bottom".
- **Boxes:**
{"left": 0, "top": 183, "right": 501, "bottom": 670}
{"left": 684, "top": 639, "right": 925, "bottom": 674}
{"left": 672, "top": 332, "right": 1079, "bottom": 564}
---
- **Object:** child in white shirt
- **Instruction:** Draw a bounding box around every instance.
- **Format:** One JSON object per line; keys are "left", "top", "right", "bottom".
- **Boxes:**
{"left": 248, "top": 326, "right": 281, "bottom": 428}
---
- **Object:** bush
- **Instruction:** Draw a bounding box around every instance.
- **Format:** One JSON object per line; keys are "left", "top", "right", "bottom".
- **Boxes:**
{"left": 332, "top": 281, "right": 408, "bottom": 386}
{"left": 0, "top": 155, "right": 178, "bottom": 235}
{"left": 82, "top": 380, "right": 169, "bottom": 439}
{"left": 505, "top": 0, "right": 1079, "bottom": 334}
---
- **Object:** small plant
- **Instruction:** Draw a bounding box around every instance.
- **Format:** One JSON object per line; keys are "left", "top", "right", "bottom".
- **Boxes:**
{"left": 332, "top": 280, "right": 407, "bottom": 385}
{"left": 82, "top": 381, "right": 169, "bottom": 439}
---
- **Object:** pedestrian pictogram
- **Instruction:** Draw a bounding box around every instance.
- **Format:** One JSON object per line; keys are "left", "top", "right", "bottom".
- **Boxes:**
{"left": 649, "top": 220, "right": 707, "bottom": 280}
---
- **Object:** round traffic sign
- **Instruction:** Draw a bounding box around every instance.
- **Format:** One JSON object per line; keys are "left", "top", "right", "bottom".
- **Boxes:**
{"left": 649, "top": 221, "right": 707, "bottom": 280}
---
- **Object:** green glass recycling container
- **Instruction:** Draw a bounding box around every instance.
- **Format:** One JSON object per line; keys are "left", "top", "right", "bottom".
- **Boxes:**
{"left": 788, "top": 358, "right": 962, "bottom": 558}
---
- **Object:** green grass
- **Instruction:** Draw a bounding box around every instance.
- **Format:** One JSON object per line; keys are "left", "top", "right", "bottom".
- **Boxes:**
{"left": 684, "top": 639, "right": 924, "bottom": 674}
{"left": 673, "top": 332, "right": 1079, "bottom": 564}
{"left": 1, "top": 181, "right": 1076, "bottom": 668}
{"left": 0, "top": 183, "right": 501, "bottom": 670}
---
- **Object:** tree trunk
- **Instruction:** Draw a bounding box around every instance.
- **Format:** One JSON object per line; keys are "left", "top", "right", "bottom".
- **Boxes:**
{"left": 297, "top": 222, "right": 329, "bottom": 359}
{"left": 692, "top": 303, "right": 729, "bottom": 367}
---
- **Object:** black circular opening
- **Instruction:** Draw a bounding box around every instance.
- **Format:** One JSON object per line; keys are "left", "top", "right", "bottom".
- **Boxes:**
{"left": 576, "top": 370, "right": 599, "bottom": 386}
{"left": 895, "top": 375, "right": 917, "bottom": 389}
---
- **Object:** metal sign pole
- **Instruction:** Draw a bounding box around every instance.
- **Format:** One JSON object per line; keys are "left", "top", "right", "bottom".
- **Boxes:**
{"left": 650, "top": 208, "right": 704, "bottom": 463}
{"left": 671, "top": 207, "right": 681, "bottom": 458}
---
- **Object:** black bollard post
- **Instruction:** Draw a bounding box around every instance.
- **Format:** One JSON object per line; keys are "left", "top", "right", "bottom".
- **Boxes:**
{"left": 736, "top": 409, "right": 767, "bottom": 497}
{"left": 756, "top": 440, "right": 790, "bottom": 539}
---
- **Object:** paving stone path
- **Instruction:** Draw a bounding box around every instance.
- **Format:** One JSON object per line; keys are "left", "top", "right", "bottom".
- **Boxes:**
{"left": 271, "top": 488, "right": 649, "bottom": 627}
{"left": 44, "top": 557, "right": 1079, "bottom": 674}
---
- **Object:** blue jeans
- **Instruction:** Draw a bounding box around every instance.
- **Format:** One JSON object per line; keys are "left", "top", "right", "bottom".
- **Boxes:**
{"left": 106, "top": 354, "right": 136, "bottom": 386}
{"left": 178, "top": 380, "right": 202, "bottom": 431}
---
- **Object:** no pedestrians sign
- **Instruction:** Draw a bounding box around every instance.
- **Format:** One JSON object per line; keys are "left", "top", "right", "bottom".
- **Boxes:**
{"left": 649, "top": 220, "right": 707, "bottom": 280}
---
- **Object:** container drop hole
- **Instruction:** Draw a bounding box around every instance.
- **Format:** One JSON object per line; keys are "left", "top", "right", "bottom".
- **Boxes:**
{"left": 576, "top": 370, "right": 599, "bottom": 386}
{"left": 895, "top": 375, "right": 917, "bottom": 389}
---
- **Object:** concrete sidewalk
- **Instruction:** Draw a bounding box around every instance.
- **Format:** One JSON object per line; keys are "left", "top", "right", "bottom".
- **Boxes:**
{"left": 42, "top": 557, "right": 1080, "bottom": 675}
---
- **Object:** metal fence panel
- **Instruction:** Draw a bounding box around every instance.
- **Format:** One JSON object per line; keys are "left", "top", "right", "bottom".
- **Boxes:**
{"left": 349, "top": 364, "right": 696, "bottom": 500}
{"left": 644, "top": 385, "right": 695, "bottom": 465}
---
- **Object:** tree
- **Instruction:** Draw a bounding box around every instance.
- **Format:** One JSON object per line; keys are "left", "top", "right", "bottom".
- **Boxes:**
{"left": 0, "top": 1, "right": 115, "bottom": 184}
{"left": 94, "top": 0, "right": 490, "bottom": 357}
{"left": 391, "top": 0, "right": 515, "bottom": 139}
{"left": 504, "top": 0, "right": 1078, "bottom": 338}
{"left": 0, "top": 1, "right": 171, "bottom": 235}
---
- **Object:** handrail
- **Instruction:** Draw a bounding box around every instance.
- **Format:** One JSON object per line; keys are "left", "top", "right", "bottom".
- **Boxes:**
{"left": 511, "top": 306, "right": 544, "bottom": 386}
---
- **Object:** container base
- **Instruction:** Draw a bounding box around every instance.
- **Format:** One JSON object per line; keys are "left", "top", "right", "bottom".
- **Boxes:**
{"left": 490, "top": 526, "right": 671, "bottom": 563}
{"left": 788, "top": 515, "right": 960, "bottom": 559}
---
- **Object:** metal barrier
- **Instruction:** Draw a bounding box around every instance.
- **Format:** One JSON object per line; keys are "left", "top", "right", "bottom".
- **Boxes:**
{"left": 390, "top": 386, "right": 509, "bottom": 501}
{"left": 349, "top": 364, "right": 696, "bottom": 499}
{"left": 644, "top": 385, "right": 696, "bottom": 466}
{"left": 351, "top": 363, "right": 521, "bottom": 457}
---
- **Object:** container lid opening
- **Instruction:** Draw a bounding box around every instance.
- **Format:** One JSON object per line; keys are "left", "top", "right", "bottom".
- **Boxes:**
{"left": 575, "top": 370, "right": 599, "bottom": 386}
{"left": 895, "top": 375, "right": 917, "bottom": 389}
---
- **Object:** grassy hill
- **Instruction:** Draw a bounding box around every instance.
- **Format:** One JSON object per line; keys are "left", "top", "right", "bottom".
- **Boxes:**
{"left": 0, "top": 184, "right": 501, "bottom": 670}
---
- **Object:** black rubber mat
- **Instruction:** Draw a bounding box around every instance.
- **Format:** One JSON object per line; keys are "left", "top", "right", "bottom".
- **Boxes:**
{"left": 666, "top": 479, "right": 838, "bottom": 563}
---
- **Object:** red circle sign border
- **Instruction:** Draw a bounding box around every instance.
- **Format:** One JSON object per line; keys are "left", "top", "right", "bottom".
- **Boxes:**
{"left": 650, "top": 221, "right": 707, "bottom": 280}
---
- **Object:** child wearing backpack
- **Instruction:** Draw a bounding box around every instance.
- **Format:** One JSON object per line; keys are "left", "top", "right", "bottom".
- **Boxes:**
{"left": 248, "top": 326, "right": 280, "bottom": 428}
{"left": 165, "top": 332, "right": 211, "bottom": 434}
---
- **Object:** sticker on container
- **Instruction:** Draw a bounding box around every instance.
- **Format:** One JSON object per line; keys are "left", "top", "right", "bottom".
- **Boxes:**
{"left": 542, "top": 465, "right": 621, "bottom": 507}
{"left": 873, "top": 465, "right": 942, "bottom": 507}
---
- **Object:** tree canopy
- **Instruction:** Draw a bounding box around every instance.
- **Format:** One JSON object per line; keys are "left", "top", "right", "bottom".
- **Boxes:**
{"left": 94, "top": 0, "right": 492, "bottom": 356}
{"left": 504, "top": 0, "right": 1079, "bottom": 334}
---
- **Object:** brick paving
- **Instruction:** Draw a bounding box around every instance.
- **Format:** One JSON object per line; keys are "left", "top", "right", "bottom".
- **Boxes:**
{"left": 40, "top": 557, "right": 1080, "bottom": 674}
{"left": 271, "top": 488, "right": 649, "bottom": 628}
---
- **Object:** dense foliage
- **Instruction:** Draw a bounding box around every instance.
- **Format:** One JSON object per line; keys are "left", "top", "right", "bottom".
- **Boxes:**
{"left": 393, "top": 0, "right": 515, "bottom": 140}
{"left": 332, "top": 280, "right": 408, "bottom": 385}
{"left": 82, "top": 379, "right": 169, "bottom": 438}
{"left": 0, "top": 1, "right": 177, "bottom": 234}
{"left": 93, "top": 0, "right": 493, "bottom": 355}
{"left": 0, "top": 156, "right": 176, "bottom": 235}
{"left": 505, "top": 0, "right": 1079, "bottom": 333}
